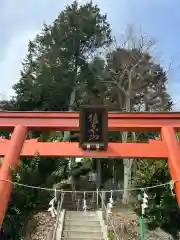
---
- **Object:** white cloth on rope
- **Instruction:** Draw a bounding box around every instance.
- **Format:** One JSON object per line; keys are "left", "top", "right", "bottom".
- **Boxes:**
{"left": 107, "top": 191, "right": 114, "bottom": 213}
{"left": 48, "top": 189, "right": 57, "bottom": 218}
{"left": 48, "top": 197, "right": 57, "bottom": 218}
{"left": 83, "top": 199, "right": 87, "bottom": 211}
{"left": 109, "top": 190, "right": 114, "bottom": 208}
{"left": 83, "top": 192, "right": 87, "bottom": 211}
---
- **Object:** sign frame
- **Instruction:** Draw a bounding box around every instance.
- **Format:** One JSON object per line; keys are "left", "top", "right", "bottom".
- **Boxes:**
{"left": 79, "top": 105, "right": 108, "bottom": 150}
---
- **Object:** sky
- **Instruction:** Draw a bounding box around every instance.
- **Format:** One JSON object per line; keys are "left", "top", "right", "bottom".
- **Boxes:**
{"left": 0, "top": 0, "right": 180, "bottom": 109}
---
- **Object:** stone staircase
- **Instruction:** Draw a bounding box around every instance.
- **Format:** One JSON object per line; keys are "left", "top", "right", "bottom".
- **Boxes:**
{"left": 53, "top": 179, "right": 107, "bottom": 239}
{"left": 61, "top": 211, "right": 105, "bottom": 240}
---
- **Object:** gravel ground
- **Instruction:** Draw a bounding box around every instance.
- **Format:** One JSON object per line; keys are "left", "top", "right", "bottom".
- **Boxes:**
{"left": 24, "top": 211, "right": 55, "bottom": 240}
{"left": 109, "top": 205, "right": 174, "bottom": 240}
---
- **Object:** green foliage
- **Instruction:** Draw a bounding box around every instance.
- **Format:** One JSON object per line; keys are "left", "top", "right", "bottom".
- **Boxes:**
{"left": 72, "top": 158, "right": 92, "bottom": 180}
{"left": 3, "top": 153, "right": 60, "bottom": 238}
{"left": 5, "top": 1, "right": 111, "bottom": 112}
{"left": 108, "top": 231, "right": 116, "bottom": 239}
{"left": 133, "top": 160, "right": 180, "bottom": 237}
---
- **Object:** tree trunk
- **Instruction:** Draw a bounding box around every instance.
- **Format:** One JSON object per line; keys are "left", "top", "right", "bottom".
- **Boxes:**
{"left": 122, "top": 131, "right": 130, "bottom": 204}
{"left": 122, "top": 72, "right": 133, "bottom": 204}
{"left": 96, "top": 159, "right": 102, "bottom": 189}
{"left": 63, "top": 86, "right": 77, "bottom": 189}
{"left": 122, "top": 163, "right": 129, "bottom": 204}
{"left": 122, "top": 132, "right": 136, "bottom": 204}
{"left": 63, "top": 86, "right": 76, "bottom": 141}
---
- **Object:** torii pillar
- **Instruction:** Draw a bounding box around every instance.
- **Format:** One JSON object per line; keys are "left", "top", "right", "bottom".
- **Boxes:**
{"left": 161, "top": 126, "right": 180, "bottom": 205}
{"left": 0, "top": 125, "right": 27, "bottom": 227}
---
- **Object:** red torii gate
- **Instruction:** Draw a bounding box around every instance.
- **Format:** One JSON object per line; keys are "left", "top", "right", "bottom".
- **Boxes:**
{"left": 0, "top": 111, "right": 180, "bottom": 227}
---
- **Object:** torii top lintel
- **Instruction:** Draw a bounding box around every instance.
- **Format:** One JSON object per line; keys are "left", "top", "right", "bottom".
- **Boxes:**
{"left": 0, "top": 111, "right": 180, "bottom": 131}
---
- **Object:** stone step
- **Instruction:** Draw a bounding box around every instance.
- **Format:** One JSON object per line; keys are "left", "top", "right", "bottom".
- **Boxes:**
{"left": 62, "top": 230, "right": 102, "bottom": 238}
{"left": 66, "top": 211, "right": 97, "bottom": 216}
{"left": 62, "top": 238, "right": 103, "bottom": 240}
{"left": 64, "top": 219, "right": 100, "bottom": 226}
{"left": 65, "top": 212, "right": 98, "bottom": 219}
{"left": 65, "top": 215, "right": 98, "bottom": 222}
{"left": 61, "top": 238, "right": 103, "bottom": 240}
{"left": 63, "top": 225, "right": 101, "bottom": 232}
{"left": 64, "top": 219, "right": 100, "bottom": 227}
{"left": 60, "top": 210, "right": 104, "bottom": 240}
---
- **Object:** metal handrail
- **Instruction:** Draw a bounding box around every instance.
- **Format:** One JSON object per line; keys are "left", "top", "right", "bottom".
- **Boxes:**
{"left": 51, "top": 192, "right": 65, "bottom": 240}
{"left": 99, "top": 193, "right": 120, "bottom": 240}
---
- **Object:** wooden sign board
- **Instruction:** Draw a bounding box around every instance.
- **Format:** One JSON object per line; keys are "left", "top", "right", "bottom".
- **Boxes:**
{"left": 79, "top": 105, "right": 108, "bottom": 150}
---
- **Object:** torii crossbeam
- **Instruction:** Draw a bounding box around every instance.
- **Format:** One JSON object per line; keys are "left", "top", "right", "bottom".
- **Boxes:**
{"left": 0, "top": 111, "right": 180, "bottom": 228}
